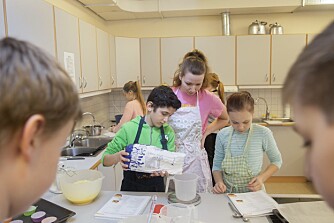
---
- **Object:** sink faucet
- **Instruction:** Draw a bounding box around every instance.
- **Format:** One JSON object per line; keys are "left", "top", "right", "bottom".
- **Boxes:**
{"left": 82, "top": 112, "right": 96, "bottom": 124}
{"left": 255, "top": 97, "right": 270, "bottom": 120}
{"left": 69, "top": 129, "right": 87, "bottom": 147}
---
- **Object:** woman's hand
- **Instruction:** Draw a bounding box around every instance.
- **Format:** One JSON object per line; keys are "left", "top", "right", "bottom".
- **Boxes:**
{"left": 247, "top": 176, "right": 264, "bottom": 192}
{"left": 212, "top": 181, "right": 227, "bottom": 194}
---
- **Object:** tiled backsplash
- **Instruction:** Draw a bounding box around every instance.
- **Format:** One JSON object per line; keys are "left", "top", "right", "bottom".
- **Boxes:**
{"left": 78, "top": 88, "right": 288, "bottom": 129}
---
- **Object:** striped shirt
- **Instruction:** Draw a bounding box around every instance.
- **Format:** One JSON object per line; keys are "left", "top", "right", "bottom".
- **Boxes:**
{"left": 212, "top": 124, "right": 282, "bottom": 175}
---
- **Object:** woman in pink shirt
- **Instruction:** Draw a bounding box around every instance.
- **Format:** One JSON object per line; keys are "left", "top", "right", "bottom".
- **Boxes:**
{"left": 168, "top": 50, "right": 229, "bottom": 192}
{"left": 111, "top": 81, "right": 146, "bottom": 133}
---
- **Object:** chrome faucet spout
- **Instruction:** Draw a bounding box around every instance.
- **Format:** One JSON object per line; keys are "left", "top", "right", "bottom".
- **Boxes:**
{"left": 82, "top": 112, "right": 96, "bottom": 124}
{"left": 255, "top": 97, "right": 270, "bottom": 120}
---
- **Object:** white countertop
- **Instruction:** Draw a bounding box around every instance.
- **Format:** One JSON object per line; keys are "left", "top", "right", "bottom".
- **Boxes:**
{"left": 43, "top": 191, "right": 272, "bottom": 223}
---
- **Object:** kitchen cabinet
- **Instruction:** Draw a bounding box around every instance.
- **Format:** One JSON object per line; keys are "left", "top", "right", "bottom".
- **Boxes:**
{"left": 54, "top": 7, "right": 82, "bottom": 92}
{"left": 195, "top": 36, "right": 235, "bottom": 86}
{"left": 110, "top": 35, "right": 117, "bottom": 88}
{"left": 161, "top": 37, "right": 193, "bottom": 86}
{"left": 0, "top": 0, "right": 5, "bottom": 38}
{"left": 115, "top": 37, "right": 140, "bottom": 87}
{"left": 79, "top": 20, "right": 99, "bottom": 93}
{"left": 263, "top": 126, "right": 305, "bottom": 176}
{"left": 6, "top": 0, "right": 55, "bottom": 56}
{"left": 307, "top": 34, "right": 317, "bottom": 45}
{"left": 97, "top": 28, "right": 111, "bottom": 90}
{"left": 237, "top": 35, "right": 270, "bottom": 85}
{"left": 271, "top": 34, "right": 306, "bottom": 85}
{"left": 97, "top": 163, "right": 123, "bottom": 191}
{"left": 140, "top": 38, "right": 161, "bottom": 87}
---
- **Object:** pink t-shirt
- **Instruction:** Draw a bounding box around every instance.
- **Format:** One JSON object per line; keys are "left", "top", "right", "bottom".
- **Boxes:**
{"left": 172, "top": 87, "right": 225, "bottom": 134}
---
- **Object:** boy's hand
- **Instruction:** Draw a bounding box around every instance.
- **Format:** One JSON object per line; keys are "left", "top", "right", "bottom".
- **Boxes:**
{"left": 212, "top": 181, "right": 227, "bottom": 194}
{"left": 150, "top": 170, "right": 168, "bottom": 177}
{"left": 118, "top": 150, "right": 130, "bottom": 170}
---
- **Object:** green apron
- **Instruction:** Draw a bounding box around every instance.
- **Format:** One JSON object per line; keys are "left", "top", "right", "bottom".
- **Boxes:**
{"left": 221, "top": 126, "right": 254, "bottom": 193}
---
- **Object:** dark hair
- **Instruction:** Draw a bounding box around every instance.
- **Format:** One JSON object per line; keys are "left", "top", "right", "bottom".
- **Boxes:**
{"left": 147, "top": 85, "right": 181, "bottom": 111}
{"left": 123, "top": 81, "right": 146, "bottom": 114}
{"left": 227, "top": 91, "right": 254, "bottom": 113}
{"left": 283, "top": 21, "right": 334, "bottom": 123}
{"left": 172, "top": 49, "right": 209, "bottom": 89}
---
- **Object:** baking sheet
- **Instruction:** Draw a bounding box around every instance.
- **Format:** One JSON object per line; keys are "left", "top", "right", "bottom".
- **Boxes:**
{"left": 13, "top": 198, "right": 75, "bottom": 223}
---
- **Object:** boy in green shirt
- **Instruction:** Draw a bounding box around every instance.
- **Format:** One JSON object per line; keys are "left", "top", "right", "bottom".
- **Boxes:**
{"left": 102, "top": 85, "right": 181, "bottom": 192}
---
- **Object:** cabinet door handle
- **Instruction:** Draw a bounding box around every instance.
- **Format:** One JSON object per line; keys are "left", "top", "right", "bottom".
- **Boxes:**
{"left": 273, "top": 74, "right": 276, "bottom": 82}
{"left": 79, "top": 77, "right": 83, "bottom": 88}
{"left": 111, "top": 76, "right": 115, "bottom": 85}
{"left": 143, "top": 75, "right": 146, "bottom": 84}
{"left": 99, "top": 75, "right": 102, "bottom": 87}
{"left": 265, "top": 74, "right": 269, "bottom": 82}
{"left": 83, "top": 77, "right": 87, "bottom": 88}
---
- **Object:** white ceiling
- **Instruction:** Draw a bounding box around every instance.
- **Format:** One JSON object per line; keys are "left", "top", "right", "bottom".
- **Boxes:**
{"left": 75, "top": 0, "right": 334, "bottom": 21}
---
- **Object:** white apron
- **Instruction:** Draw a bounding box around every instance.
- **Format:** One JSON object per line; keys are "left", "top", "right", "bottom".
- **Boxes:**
{"left": 168, "top": 89, "right": 213, "bottom": 193}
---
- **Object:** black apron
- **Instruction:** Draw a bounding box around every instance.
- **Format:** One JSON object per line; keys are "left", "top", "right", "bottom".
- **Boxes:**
{"left": 120, "top": 116, "right": 168, "bottom": 192}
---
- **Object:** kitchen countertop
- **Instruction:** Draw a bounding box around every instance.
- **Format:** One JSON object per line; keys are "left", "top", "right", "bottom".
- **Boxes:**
{"left": 43, "top": 191, "right": 274, "bottom": 223}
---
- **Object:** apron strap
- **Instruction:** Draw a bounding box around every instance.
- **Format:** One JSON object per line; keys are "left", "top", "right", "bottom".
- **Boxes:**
{"left": 133, "top": 116, "right": 145, "bottom": 144}
{"left": 160, "top": 126, "right": 168, "bottom": 150}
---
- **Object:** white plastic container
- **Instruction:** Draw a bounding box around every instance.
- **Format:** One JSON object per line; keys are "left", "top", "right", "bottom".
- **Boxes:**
{"left": 165, "top": 173, "right": 198, "bottom": 201}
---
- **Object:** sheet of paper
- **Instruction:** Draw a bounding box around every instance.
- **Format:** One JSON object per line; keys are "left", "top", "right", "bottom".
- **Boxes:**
{"left": 278, "top": 201, "right": 334, "bottom": 223}
{"left": 227, "top": 191, "right": 278, "bottom": 217}
{"left": 95, "top": 194, "right": 151, "bottom": 220}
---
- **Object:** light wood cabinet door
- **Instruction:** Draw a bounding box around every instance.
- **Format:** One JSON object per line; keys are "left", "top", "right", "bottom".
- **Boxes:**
{"left": 6, "top": 0, "right": 55, "bottom": 56}
{"left": 0, "top": 0, "right": 5, "bottom": 38}
{"left": 110, "top": 35, "right": 117, "bottom": 88}
{"left": 161, "top": 37, "right": 193, "bottom": 86}
{"left": 115, "top": 37, "right": 140, "bottom": 87}
{"left": 140, "top": 38, "right": 161, "bottom": 87}
{"left": 264, "top": 126, "right": 305, "bottom": 176}
{"left": 307, "top": 34, "right": 318, "bottom": 45}
{"left": 195, "top": 36, "right": 235, "bottom": 86}
{"left": 79, "top": 20, "right": 98, "bottom": 93}
{"left": 237, "top": 35, "right": 270, "bottom": 85}
{"left": 97, "top": 28, "right": 111, "bottom": 90}
{"left": 54, "top": 7, "right": 82, "bottom": 92}
{"left": 271, "top": 34, "right": 306, "bottom": 85}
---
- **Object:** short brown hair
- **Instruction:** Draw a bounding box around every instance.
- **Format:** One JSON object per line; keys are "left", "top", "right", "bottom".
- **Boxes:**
{"left": 0, "top": 37, "right": 82, "bottom": 148}
{"left": 283, "top": 21, "right": 334, "bottom": 123}
{"left": 227, "top": 91, "right": 254, "bottom": 113}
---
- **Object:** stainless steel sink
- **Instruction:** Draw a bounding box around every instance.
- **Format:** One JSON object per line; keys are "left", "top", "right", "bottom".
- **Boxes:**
{"left": 61, "top": 136, "right": 112, "bottom": 157}
{"left": 253, "top": 117, "right": 294, "bottom": 123}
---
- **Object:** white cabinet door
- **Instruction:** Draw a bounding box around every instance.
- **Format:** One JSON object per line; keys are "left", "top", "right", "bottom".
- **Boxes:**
{"left": 271, "top": 35, "right": 306, "bottom": 85}
{"left": 110, "top": 35, "right": 117, "bottom": 88}
{"left": 97, "top": 28, "right": 111, "bottom": 90}
{"left": 79, "top": 20, "right": 98, "bottom": 93}
{"left": 307, "top": 34, "right": 318, "bottom": 45}
{"left": 0, "top": 0, "right": 5, "bottom": 38}
{"left": 264, "top": 126, "right": 305, "bottom": 176}
{"left": 195, "top": 36, "right": 235, "bottom": 86}
{"left": 115, "top": 37, "right": 140, "bottom": 87}
{"left": 6, "top": 0, "right": 55, "bottom": 56}
{"left": 54, "top": 7, "right": 82, "bottom": 92}
{"left": 161, "top": 37, "right": 193, "bottom": 86}
{"left": 140, "top": 38, "right": 161, "bottom": 87}
{"left": 237, "top": 35, "right": 270, "bottom": 85}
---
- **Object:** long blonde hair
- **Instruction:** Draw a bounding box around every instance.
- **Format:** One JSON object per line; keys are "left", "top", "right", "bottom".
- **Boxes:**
{"left": 205, "top": 73, "right": 225, "bottom": 104}
{"left": 123, "top": 81, "right": 146, "bottom": 114}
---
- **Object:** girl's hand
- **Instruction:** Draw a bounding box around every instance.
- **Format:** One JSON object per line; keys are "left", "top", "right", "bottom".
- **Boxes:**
{"left": 212, "top": 181, "right": 227, "bottom": 194}
{"left": 247, "top": 176, "right": 264, "bottom": 192}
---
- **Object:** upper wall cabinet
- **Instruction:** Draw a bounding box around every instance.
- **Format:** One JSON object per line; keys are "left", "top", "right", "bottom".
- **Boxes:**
{"left": 110, "top": 35, "right": 117, "bottom": 88}
{"left": 115, "top": 37, "right": 140, "bottom": 87}
{"left": 161, "top": 37, "right": 193, "bottom": 86}
{"left": 6, "top": 0, "right": 55, "bottom": 56}
{"left": 271, "top": 34, "right": 306, "bottom": 85}
{"left": 54, "top": 7, "right": 82, "bottom": 92}
{"left": 97, "top": 28, "right": 111, "bottom": 90}
{"left": 0, "top": 0, "right": 5, "bottom": 38}
{"left": 140, "top": 38, "right": 161, "bottom": 87}
{"left": 79, "top": 20, "right": 98, "bottom": 93}
{"left": 307, "top": 33, "right": 317, "bottom": 45}
{"left": 237, "top": 35, "right": 270, "bottom": 85}
{"left": 195, "top": 36, "right": 235, "bottom": 86}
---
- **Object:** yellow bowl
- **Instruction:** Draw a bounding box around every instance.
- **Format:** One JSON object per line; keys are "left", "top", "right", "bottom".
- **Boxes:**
{"left": 59, "top": 169, "right": 104, "bottom": 205}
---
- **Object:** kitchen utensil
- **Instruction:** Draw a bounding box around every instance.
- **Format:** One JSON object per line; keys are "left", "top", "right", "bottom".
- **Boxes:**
{"left": 165, "top": 173, "right": 198, "bottom": 201}
{"left": 269, "top": 22, "right": 284, "bottom": 34}
{"left": 159, "top": 203, "right": 193, "bottom": 223}
{"left": 59, "top": 169, "right": 104, "bottom": 205}
{"left": 83, "top": 124, "right": 104, "bottom": 136}
{"left": 147, "top": 195, "right": 157, "bottom": 223}
{"left": 248, "top": 20, "right": 267, "bottom": 34}
{"left": 228, "top": 202, "right": 249, "bottom": 222}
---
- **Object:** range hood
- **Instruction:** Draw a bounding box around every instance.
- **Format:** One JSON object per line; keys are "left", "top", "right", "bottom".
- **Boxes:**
{"left": 77, "top": 0, "right": 303, "bottom": 21}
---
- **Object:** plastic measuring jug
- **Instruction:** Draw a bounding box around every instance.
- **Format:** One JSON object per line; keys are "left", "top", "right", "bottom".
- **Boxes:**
{"left": 165, "top": 173, "right": 198, "bottom": 201}
{"left": 159, "top": 203, "right": 193, "bottom": 223}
